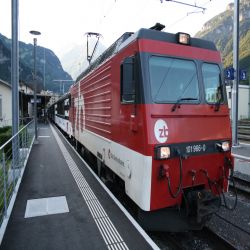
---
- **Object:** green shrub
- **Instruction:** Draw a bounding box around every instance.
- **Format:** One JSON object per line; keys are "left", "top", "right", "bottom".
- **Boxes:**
{"left": 0, "top": 131, "right": 12, "bottom": 146}
{"left": 0, "top": 126, "right": 11, "bottom": 134}
{"left": 0, "top": 129, "right": 12, "bottom": 159}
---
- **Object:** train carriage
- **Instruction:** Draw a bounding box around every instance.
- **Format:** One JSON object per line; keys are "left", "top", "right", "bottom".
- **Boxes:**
{"left": 49, "top": 93, "right": 73, "bottom": 137}
{"left": 51, "top": 24, "right": 233, "bottom": 231}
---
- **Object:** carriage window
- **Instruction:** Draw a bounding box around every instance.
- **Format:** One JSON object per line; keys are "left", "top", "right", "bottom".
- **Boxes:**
{"left": 202, "top": 63, "right": 223, "bottom": 103}
{"left": 64, "top": 98, "right": 70, "bottom": 111}
{"left": 121, "top": 56, "right": 135, "bottom": 103}
{"left": 149, "top": 56, "right": 199, "bottom": 103}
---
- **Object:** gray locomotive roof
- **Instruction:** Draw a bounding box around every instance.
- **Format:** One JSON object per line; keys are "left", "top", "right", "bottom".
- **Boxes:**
{"left": 75, "top": 27, "right": 217, "bottom": 84}
{"left": 119, "top": 28, "right": 217, "bottom": 51}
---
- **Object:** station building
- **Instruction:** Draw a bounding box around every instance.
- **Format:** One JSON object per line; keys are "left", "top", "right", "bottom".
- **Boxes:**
{"left": 0, "top": 79, "right": 53, "bottom": 127}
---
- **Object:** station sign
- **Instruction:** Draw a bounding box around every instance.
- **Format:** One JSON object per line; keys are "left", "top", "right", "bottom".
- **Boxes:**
{"left": 239, "top": 69, "right": 247, "bottom": 81}
{"left": 224, "top": 67, "right": 235, "bottom": 80}
{"left": 224, "top": 68, "right": 247, "bottom": 81}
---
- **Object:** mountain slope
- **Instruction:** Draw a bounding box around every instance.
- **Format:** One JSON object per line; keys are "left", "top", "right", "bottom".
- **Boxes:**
{"left": 195, "top": 0, "right": 250, "bottom": 84}
{"left": 61, "top": 40, "right": 106, "bottom": 80}
{"left": 0, "top": 33, "right": 73, "bottom": 93}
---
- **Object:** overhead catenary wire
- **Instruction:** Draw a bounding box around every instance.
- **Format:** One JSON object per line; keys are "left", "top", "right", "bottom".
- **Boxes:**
{"left": 88, "top": 0, "right": 215, "bottom": 57}
{"left": 162, "top": 0, "right": 213, "bottom": 30}
{"left": 161, "top": 0, "right": 206, "bottom": 11}
{"left": 187, "top": 10, "right": 205, "bottom": 15}
{"left": 97, "top": 0, "right": 118, "bottom": 34}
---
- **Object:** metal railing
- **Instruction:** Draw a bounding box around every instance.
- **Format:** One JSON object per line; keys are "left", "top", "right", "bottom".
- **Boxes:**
{"left": 0, "top": 120, "right": 35, "bottom": 238}
{"left": 233, "top": 153, "right": 250, "bottom": 162}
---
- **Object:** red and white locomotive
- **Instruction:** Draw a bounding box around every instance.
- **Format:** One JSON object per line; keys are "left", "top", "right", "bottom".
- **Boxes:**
{"left": 49, "top": 24, "right": 233, "bottom": 231}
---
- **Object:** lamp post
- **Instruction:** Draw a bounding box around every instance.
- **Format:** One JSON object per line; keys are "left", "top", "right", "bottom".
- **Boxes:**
{"left": 21, "top": 89, "right": 24, "bottom": 125}
{"left": 53, "top": 80, "right": 74, "bottom": 95}
{"left": 30, "top": 30, "right": 41, "bottom": 141}
{"left": 232, "top": 0, "right": 240, "bottom": 147}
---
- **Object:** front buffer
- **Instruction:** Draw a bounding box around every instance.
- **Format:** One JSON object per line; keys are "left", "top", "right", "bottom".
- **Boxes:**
{"left": 137, "top": 143, "right": 233, "bottom": 232}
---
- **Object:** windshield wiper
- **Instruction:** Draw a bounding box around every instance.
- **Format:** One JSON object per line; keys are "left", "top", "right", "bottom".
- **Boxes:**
{"left": 214, "top": 85, "right": 223, "bottom": 112}
{"left": 214, "top": 98, "right": 222, "bottom": 112}
{"left": 171, "top": 97, "right": 198, "bottom": 112}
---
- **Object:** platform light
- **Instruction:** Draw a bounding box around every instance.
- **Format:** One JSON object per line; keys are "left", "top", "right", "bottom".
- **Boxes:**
{"left": 176, "top": 32, "right": 190, "bottom": 45}
{"left": 155, "top": 146, "right": 171, "bottom": 160}
{"left": 29, "top": 30, "right": 41, "bottom": 141}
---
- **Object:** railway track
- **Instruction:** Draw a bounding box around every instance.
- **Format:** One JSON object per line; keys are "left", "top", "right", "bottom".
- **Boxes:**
{"left": 61, "top": 129, "right": 246, "bottom": 250}
{"left": 104, "top": 167, "right": 250, "bottom": 249}
{"left": 149, "top": 226, "right": 236, "bottom": 250}
{"left": 194, "top": 227, "right": 236, "bottom": 249}
{"left": 230, "top": 173, "right": 250, "bottom": 198}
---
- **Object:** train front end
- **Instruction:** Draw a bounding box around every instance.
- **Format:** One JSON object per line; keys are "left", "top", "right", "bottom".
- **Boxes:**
{"left": 135, "top": 29, "right": 233, "bottom": 231}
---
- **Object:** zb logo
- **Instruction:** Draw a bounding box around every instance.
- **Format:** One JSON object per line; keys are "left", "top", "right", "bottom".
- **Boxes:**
{"left": 154, "top": 119, "right": 168, "bottom": 143}
{"left": 159, "top": 126, "right": 168, "bottom": 138}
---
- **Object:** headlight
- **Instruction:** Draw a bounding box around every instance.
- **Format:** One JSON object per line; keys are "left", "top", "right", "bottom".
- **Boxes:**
{"left": 176, "top": 32, "right": 190, "bottom": 45}
{"left": 216, "top": 141, "right": 230, "bottom": 152}
{"left": 155, "top": 146, "right": 171, "bottom": 160}
{"left": 221, "top": 141, "right": 230, "bottom": 151}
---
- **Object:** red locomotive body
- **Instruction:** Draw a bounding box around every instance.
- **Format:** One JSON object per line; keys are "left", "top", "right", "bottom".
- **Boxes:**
{"left": 55, "top": 26, "right": 233, "bottom": 231}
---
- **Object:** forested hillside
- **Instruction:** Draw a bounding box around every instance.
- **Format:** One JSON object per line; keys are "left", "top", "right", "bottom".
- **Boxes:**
{"left": 0, "top": 33, "right": 72, "bottom": 93}
{"left": 196, "top": 0, "right": 250, "bottom": 84}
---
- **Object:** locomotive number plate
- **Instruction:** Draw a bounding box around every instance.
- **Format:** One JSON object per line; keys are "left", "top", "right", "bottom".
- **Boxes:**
{"left": 185, "top": 144, "right": 207, "bottom": 154}
{"left": 166, "top": 140, "right": 223, "bottom": 158}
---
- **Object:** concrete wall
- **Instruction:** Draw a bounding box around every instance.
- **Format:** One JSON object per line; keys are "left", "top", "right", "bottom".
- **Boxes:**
{"left": 227, "top": 85, "right": 250, "bottom": 120}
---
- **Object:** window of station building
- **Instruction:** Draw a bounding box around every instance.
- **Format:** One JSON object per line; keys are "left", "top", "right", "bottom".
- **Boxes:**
{"left": 149, "top": 56, "right": 199, "bottom": 103}
{"left": 202, "top": 63, "right": 223, "bottom": 104}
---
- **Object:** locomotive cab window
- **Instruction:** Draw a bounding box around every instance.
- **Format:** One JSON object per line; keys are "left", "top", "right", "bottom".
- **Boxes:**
{"left": 121, "top": 56, "right": 135, "bottom": 103}
{"left": 149, "top": 56, "right": 199, "bottom": 103}
{"left": 202, "top": 63, "right": 223, "bottom": 103}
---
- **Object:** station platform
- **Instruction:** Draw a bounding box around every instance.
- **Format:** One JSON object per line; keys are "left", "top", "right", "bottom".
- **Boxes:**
{"left": 0, "top": 123, "right": 157, "bottom": 250}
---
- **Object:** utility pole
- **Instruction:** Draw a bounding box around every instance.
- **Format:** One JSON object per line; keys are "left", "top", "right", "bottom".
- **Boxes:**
{"left": 11, "top": 0, "right": 19, "bottom": 169}
{"left": 232, "top": 0, "right": 240, "bottom": 147}
{"left": 43, "top": 48, "right": 46, "bottom": 90}
{"left": 11, "top": 0, "right": 19, "bottom": 136}
{"left": 53, "top": 80, "right": 74, "bottom": 95}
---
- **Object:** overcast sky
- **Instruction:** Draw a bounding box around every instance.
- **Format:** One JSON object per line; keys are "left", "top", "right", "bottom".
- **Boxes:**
{"left": 0, "top": 0, "right": 233, "bottom": 58}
